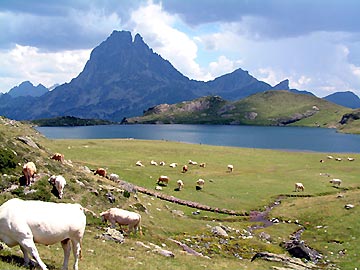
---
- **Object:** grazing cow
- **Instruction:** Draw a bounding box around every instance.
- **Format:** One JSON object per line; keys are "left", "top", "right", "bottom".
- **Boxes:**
{"left": 94, "top": 168, "right": 107, "bottom": 177}
{"left": 157, "top": 175, "right": 169, "bottom": 186}
{"left": 227, "top": 164, "right": 234, "bottom": 172}
{"left": 48, "top": 175, "right": 67, "bottom": 199}
{"left": 100, "top": 208, "right": 141, "bottom": 234}
{"left": 188, "top": 160, "right": 198, "bottom": 165}
{"left": 51, "top": 153, "right": 64, "bottom": 163}
{"left": 136, "top": 160, "right": 145, "bottom": 167}
{"left": 150, "top": 160, "right": 158, "bottom": 166}
{"left": 347, "top": 157, "right": 355, "bottom": 161}
{"left": 108, "top": 173, "right": 119, "bottom": 182}
{"left": 169, "top": 162, "right": 177, "bottom": 168}
{"left": 335, "top": 157, "right": 342, "bottom": 161}
{"left": 0, "top": 198, "right": 86, "bottom": 270}
{"left": 196, "top": 178, "right": 205, "bottom": 190}
{"left": 327, "top": 155, "right": 334, "bottom": 159}
{"left": 177, "top": 180, "right": 184, "bottom": 190}
{"left": 330, "top": 178, "right": 342, "bottom": 186}
{"left": 22, "top": 162, "right": 37, "bottom": 186}
{"left": 159, "top": 161, "right": 166, "bottom": 166}
{"left": 199, "top": 163, "right": 206, "bottom": 168}
{"left": 182, "top": 165, "right": 188, "bottom": 173}
{"left": 294, "top": 182, "right": 305, "bottom": 192}
{"left": 197, "top": 179, "right": 205, "bottom": 186}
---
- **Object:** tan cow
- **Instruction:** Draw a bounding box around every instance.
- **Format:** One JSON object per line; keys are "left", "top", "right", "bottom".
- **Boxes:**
{"left": 22, "top": 162, "right": 37, "bottom": 186}
{"left": 294, "top": 182, "right": 305, "bottom": 192}
{"left": 100, "top": 208, "right": 141, "bottom": 234}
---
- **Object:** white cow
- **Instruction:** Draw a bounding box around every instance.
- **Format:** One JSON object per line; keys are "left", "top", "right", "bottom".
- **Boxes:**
{"left": 196, "top": 179, "right": 205, "bottom": 190}
{"left": 227, "top": 164, "right": 234, "bottom": 172}
{"left": 329, "top": 178, "right": 342, "bottom": 186}
{"left": 100, "top": 208, "right": 141, "bottom": 234}
{"left": 0, "top": 198, "right": 86, "bottom": 270}
{"left": 188, "top": 160, "right": 198, "bottom": 165}
{"left": 177, "top": 180, "right": 184, "bottom": 190}
{"left": 294, "top": 182, "right": 305, "bottom": 192}
{"left": 150, "top": 160, "right": 158, "bottom": 166}
{"left": 48, "top": 175, "right": 67, "bottom": 199}
{"left": 169, "top": 162, "right": 178, "bottom": 168}
{"left": 22, "top": 161, "right": 37, "bottom": 186}
{"left": 136, "top": 160, "right": 145, "bottom": 167}
{"left": 108, "top": 173, "right": 120, "bottom": 182}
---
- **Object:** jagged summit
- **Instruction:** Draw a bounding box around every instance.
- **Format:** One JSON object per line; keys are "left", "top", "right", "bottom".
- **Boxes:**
{"left": 272, "top": 79, "right": 290, "bottom": 90}
{"left": 7, "top": 81, "right": 48, "bottom": 98}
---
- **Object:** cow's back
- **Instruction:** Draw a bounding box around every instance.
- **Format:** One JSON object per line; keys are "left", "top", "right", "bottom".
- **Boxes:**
{"left": 0, "top": 198, "right": 86, "bottom": 245}
{"left": 110, "top": 208, "right": 140, "bottom": 225}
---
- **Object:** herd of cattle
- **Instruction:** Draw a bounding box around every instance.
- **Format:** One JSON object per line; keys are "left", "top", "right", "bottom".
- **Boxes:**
{"left": 0, "top": 153, "right": 143, "bottom": 270}
{"left": 0, "top": 152, "right": 355, "bottom": 269}
{"left": 294, "top": 154, "right": 355, "bottom": 192}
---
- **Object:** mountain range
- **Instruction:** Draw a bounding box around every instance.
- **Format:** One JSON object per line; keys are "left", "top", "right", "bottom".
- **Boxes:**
{"left": 0, "top": 30, "right": 359, "bottom": 122}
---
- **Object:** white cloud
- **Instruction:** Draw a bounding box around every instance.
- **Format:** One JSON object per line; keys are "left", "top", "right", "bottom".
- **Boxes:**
{"left": 128, "top": 1, "right": 207, "bottom": 80}
{"left": 208, "top": 55, "right": 243, "bottom": 79}
{"left": 0, "top": 45, "right": 90, "bottom": 92}
{"left": 196, "top": 27, "right": 360, "bottom": 97}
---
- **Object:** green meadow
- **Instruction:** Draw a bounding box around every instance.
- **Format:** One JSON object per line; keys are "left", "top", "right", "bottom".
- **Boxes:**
{"left": 1, "top": 119, "right": 360, "bottom": 269}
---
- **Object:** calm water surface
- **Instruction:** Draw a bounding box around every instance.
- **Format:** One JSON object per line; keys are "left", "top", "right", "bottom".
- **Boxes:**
{"left": 36, "top": 124, "right": 360, "bottom": 153}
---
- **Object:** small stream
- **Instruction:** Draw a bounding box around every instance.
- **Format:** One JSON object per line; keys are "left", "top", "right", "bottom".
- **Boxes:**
{"left": 248, "top": 196, "right": 322, "bottom": 263}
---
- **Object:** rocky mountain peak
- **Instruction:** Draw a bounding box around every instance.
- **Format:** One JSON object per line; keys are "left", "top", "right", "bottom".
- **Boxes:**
{"left": 272, "top": 79, "right": 290, "bottom": 90}
{"left": 7, "top": 81, "right": 48, "bottom": 98}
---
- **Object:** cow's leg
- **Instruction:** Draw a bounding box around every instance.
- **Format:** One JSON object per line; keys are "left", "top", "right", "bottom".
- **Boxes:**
{"left": 20, "top": 245, "right": 31, "bottom": 267}
{"left": 71, "top": 239, "right": 81, "bottom": 270}
{"left": 19, "top": 238, "right": 48, "bottom": 270}
{"left": 110, "top": 221, "right": 116, "bottom": 228}
{"left": 61, "top": 238, "right": 71, "bottom": 270}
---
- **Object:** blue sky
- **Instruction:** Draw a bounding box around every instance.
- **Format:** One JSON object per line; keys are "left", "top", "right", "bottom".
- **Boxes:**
{"left": 0, "top": 0, "right": 359, "bottom": 97}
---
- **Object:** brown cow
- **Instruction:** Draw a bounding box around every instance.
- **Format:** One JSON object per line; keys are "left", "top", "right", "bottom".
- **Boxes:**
{"left": 51, "top": 153, "right": 64, "bottom": 163}
{"left": 182, "top": 165, "right": 188, "bottom": 173}
{"left": 22, "top": 162, "right": 37, "bottom": 186}
{"left": 157, "top": 175, "right": 169, "bottom": 186}
{"left": 94, "top": 168, "right": 107, "bottom": 177}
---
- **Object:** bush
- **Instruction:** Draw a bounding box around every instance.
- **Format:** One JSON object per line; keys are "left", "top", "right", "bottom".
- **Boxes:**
{"left": 0, "top": 148, "right": 19, "bottom": 174}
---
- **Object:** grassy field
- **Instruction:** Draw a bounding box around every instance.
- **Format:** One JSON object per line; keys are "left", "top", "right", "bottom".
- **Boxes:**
{"left": 1, "top": 118, "right": 360, "bottom": 269}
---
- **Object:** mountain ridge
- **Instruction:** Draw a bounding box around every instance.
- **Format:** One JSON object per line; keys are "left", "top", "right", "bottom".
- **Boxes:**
{"left": 124, "top": 90, "right": 352, "bottom": 130}
{"left": 0, "top": 30, "right": 359, "bottom": 122}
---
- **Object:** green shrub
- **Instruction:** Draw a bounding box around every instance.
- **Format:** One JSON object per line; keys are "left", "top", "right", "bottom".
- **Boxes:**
{"left": 0, "top": 148, "right": 19, "bottom": 174}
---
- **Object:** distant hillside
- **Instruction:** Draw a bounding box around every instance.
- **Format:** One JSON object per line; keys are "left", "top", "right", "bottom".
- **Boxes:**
{"left": 324, "top": 91, "right": 360, "bottom": 109}
{"left": 30, "top": 116, "right": 115, "bottom": 126}
{"left": 7, "top": 81, "right": 48, "bottom": 97}
{"left": 125, "top": 90, "right": 351, "bottom": 129}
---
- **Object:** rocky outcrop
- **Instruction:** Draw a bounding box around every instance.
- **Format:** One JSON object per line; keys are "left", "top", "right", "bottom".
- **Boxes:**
{"left": 340, "top": 110, "right": 360, "bottom": 124}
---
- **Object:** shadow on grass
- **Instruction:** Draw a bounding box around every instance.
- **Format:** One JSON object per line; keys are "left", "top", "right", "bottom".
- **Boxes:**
{"left": 0, "top": 254, "right": 57, "bottom": 270}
